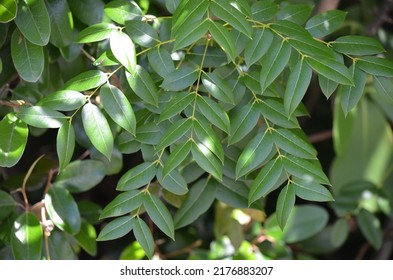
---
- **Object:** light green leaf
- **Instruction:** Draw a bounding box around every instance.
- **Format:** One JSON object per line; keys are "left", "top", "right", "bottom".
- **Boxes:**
{"left": 94, "top": 50, "right": 119, "bottom": 67}
{"left": 100, "top": 83, "right": 136, "bottom": 135}
{"left": 373, "top": 76, "right": 393, "bottom": 102}
{"left": 166, "top": 0, "right": 181, "bottom": 14}
{"left": 305, "top": 56, "right": 353, "bottom": 85}
{"left": 256, "top": 99, "right": 300, "bottom": 128}
{"left": 202, "top": 72, "right": 234, "bottom": 104}
{"left": 293, "top": 178, "right": 333, "bottom": 202}
{"left": 173, "top": 18, "right": 210, "bottom": 51}
{"left": 117, "top": 162, "right": 157, "bottom": 191}
{"left": 209, "top": 20, "right": 236, "bottom": 63}
{"left": 54, "top": 160, "right": 106, "bottom": 193}
{"left": 62, "top": 70, "right": 108, "bottom": 91}
{"left": 37, "top": 90, "right": 87, "bottom": 111}
{"left": 172, "top": 0, "right": 209, "bottom": 38}
{"left": 332, "top": 36, "right": 385, "bottom": 56}
{"left": 125, "top": 20, "right": 158, "bottom": 48}
{"left": 159, "top": 92, "right": 194, "bottom": 122}
{"left": 228, "top": 104, "right": 260, "bottom": 145}
{"left": 305, "top": 10, "right": 346, "bottom": 38}
{"left": 357, "top": 209, "right": 382, "bottom": 250}
{"left": 157, "top": 166, "right": 188, "bottom": 195}
{"left": 276, "top": 3, "right": 312, "bottom": 25}
{"left": 251, "top": 1, "right": 279, "bottom": 22}
{"left": 284, "top": 58, "right": 312, "bottom": 116}
{"left": 156, "top": 118, "right": 192, "bottom": 151}
{"left": 244, "top": 28, "right": 273, "bottom": 67}
{"left": 330, "top": 218, "right": 349, "bottom": 248}
{"left": 193, "top": 119, "right": 225, "bottom": 163}
{"left": 144, "top": 193, "right": 175, "bottom": 239}
{"left": 74, "top": 221, "right": 97, "bottom": 256}
{"left": 75, "top": 23, "right": 118, "bottom": 43}
{"left": 0, "top": 113, "right": 28, "bottom": 168}
{"left": 340, "top": 64, "right": 367, "bottom": 115}
{"left": 100, "top": 190, "right": 144, "bottom": 218}
{"left": 11, "top": 30, "right": 44, "bottom": 83}
{"left": 97, "top": 216, "right": 134, "bottom": 241}
{"left": 210, "top": 0, "right": 252, "bottom": 37}
{"left": 132, "top": 217, "right": 155, "bottom": 259}
{"left": 163, "top": 140, "right": 192, "bottom": 177}
{"left": 82, "top": 102, "right": 113, "bottom": 160}
{"left": 56, "top": 121, "right": 75, "bottom": 172}
{"left": 357, "top": 56, "right": 393, "bottom": 77}
{"left": 126, "top": 66, "right": 159, "bottom": 106}
{"left": 147, "top": 48, "right": 175, "bottom": 78}
{"left": 104, "top": 0, "right": 142, "bottom": 24}
{"left": 14, "top": 0, "right": 50, "bottom": 46}
{"left": 110, "top": 31, "right": 136, "bottom": 74}
{"left": 249, "top": 157, "right": 284, "bottom": 204}
{"left": 46, "top": 0, "right": 73, "bottom": 47}
{"left": 161, "top": 66, "right": 198, "bottom": 91}
{"left": 45, "top": 187, "right": 81, "bottom": 234}
{"left": 0, "top": 190, "right": 16, "bottom": 220}
{"left": 319, "top": 75, "right": 338, "bottom": 99}
{"left": 11, "top": 212, "right": 42, "bottom": 260}
{"left": 276, "top": 184, "right": 296, "bottom": 230}
{"left": 260, "top": 36, "right": 291, "bottom": 92}
{"left": 273, "top": 128, "right": 317, "bottom": 159}
{"left": 196, "top": 96, "right": 230, "bottom": 133}
{"left": 18, "top": 106, "right": 66, "bottom": 128}
{"left": 191, "top": 141, "right": 222, "bottom": 181}
{"left": 174, "top": 178, "right": 217, "bottom": 228}
{"left": 0, "top": 0, "right": 16, "bottom": 23}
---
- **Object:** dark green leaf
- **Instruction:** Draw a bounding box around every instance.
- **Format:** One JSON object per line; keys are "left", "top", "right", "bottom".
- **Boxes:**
{"left": 270, "top": 20, "right": 310, "bottom": 38}
{"left": 244, "top": 28, "right": 273, "bottom": 67}
{"left": 0, "top": 113, "right": 28, "bottom": 168}
{"left": 156, "top": 118, "right": 192, "bottom": 151}
{"left": 216, "top": 178, "right": 249, "bottom": 209}
{"left": 340, "top": 64, "right": 367, "bottom": 115}
{"left": 75, "top": 23, "right": 118, "bottom": 43}
{"left": 319, "top": 75, "right": 338, "bottom": 99}
{"left": 45, "top": 187, "right": 81, "bottom": 234}
{"left": 0, "top": 0, "right": 17, "bottom": 23}
{"left": 332, "top": 36, "right": 385, "bottom": 56}
{"left": 173, "top": 18, "right": 210, "bottom": 51}
{"left": 46, "top": 0, "right": 73, "bottom": 47}
{"left": 132, "top": 217, "right": 155, "bottom": 259}
{"left": 97, "top": 216, "right": 134, "bottom": 241}
{"left": 157, "top": 167, "right": 188, "bottom": 196}
{"left": 47, "top": 231, "right": 76, "bottom": 260}
{"left": 357, "top": 56, "right": 393, "bottom": 77}
{"left": 293, "top": 178, "right": 333, "bottom": 202}
{"left": 127, "top": 66, "right": 159, "bottom": 106}
{"left": 11, "top": 30, "right": 44, "bottom": 82}
{"left": 56, "top": 121, "right": 75, "bottom": 172}
{"left": 110, "top": 31, "right": 136, "bottom": 75}
{"left": 117, "top": 162, "right": 157, "bottom": 191}
{"left": 276, "top": 3, "right": 312, "bottom": 25}
{"left": 193, "top": 119, "right": 225, "bottom": 163}
{"left": 37, "top": 90, "right": 87, "bottom": 111}
{"left": 357, "top": 209, "right": 382, "bottom": 250}
{"left": 11, "top": 212, "right": 42, "bottom": 260}
{"left": 172, "top": 0, "right": 209, "bottom": 38}
{"left": 288, "top": 35, "right": 334, "bottom": 58}
{"left": 161, "top": 66, "right": 198, "bottom": 91}
{"left": 305, "top": 56, "right": 353, "bottom": 85}
{"left": 100, "top": 83, "right": 136, "bottom": 134}
{"left": 74, "top": 221, "right": 97, "bottom": 256}
{"left": 251, "top": 1, "right": 279, "bottom": 22}
{"left": 276, "top": 184, "right": 296, "bottom": 230}
{"left": 373, "top": 76, "right": 393, "bottom": 102}
{"left": 191, "top": 141, "right": 223, "bottom": 181}
{"left": 18, "top": 106, "right": 66, "bottom": 128}
{"left": 125, "top": 20, "right": 158, "bottom": 48}
{"left": 68, "top": 0, "right": 104, "bottom": 26}
{"left": 136, "top": 123, "right": 162, "bottom": 145}
{"left": 273, "top": 128, "right": 317, "bottom": 159}
{"left": 62, "top": 70, "right": 108, "bottom": 91}
{"left": 163, "top": 140, "right": 192, "bottom": 177}
{"left": 209, "top": 20, "right": 236, "bottom": 63}
{"left": 330, "top": 218, "right": 349, "bottom": 248}
{"left": 228, "top": 104, "right": 259, "bottom": 145}
{"left": 82, "top": 103, "right": 113, "bottom": 160}
{"left": 104, "top": 0, "right": 142, "bottom": 24}
{"left": 100, "top": 190, "right": 144, "bottom": 218}
{"left": 196, "top": 96, "right": 230, "bottom": 133}
{"left": 256, "top": 99, "right": 300, "bottom": 128}
{"left": 159, "top": 92, "right": 194, "bottom": 122}
{"left": 305, "top": 10, "right": 346, "bottom": 38}
{"left": 147, "top": 48, "right": 175, "bottom": 78}
{"left": 14, "top": 0, "right": 50, "bottom": 46}
{"left": 78, "top": 201, "right": 101, "bottom": 225}
{"left": 144, "top": 194, "right": 175, "bottom": 239}
{"left": 202, "top": 72, "right": 234, "bottom": 104}
{"left": 0, "top": 190, "right": 16, "bottom": 220}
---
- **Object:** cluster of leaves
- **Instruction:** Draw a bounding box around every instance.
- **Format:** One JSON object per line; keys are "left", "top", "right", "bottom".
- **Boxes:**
{"left": 1, "top": 0, "right": 393, "bottom": 259}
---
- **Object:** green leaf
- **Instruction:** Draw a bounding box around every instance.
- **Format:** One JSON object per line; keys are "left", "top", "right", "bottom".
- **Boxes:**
{"left": 126, "top": 66, "right": 159, "bottom": 106}
{"left": 283, "top": 205, "right": 329, "bottom": 243}
{"left": 172, "top": 0, "right": 209, "bottom": 37}
{"left": 166, "top": 0, "right": 181, "bottom": 14}
{"left": 94, "top": 50, "right": 119, "bottom": 67}
{"left": 161, "top": 66, "right": 198, "bottom": 91}
{"left": 159, "top": 92, "right": 194, "bottom": 122}
{"left": 260, "top": 36, "right": 291, "bottom": 92}
{"left": 156, "top": 118, "right": 192, "bottom": 151}
{"left": 209, "top": 20, "right": 236, "bottom": 63}
{"left": 18, "top": 106, "right": 66, "bottom": 128}
{"left": 132, "top": 217, "right": 155, "bottom": 259}
{"left": 332, "top": 36, "right": 385, "bottom": 56}
{"left": 0, "top": 190, "right": 16, "bottom": 220}
{"left": 330, "top": 218, "right": 349, "bottom": 248}
{"left": 196, "top": 96, "right": 230, "bottom": 133}
{"left": 62, "top": 70, "right": 108, "bottom": 91}
{"left": 157, "top": 167, "right": 188, "bottom": 196}
{"left": 100, "top": 190, "right": 144, "bottom": 218}
{"left": 37, "top": 90, "right": 87, "bottom": 111}
{"left": 163, "top": 140, "right": 192, "bottom": 177}
{"left": 191, "top": 141, "right": 223, "bottom": 181}
{"left": 125, "top": 20, "right": 158, "bottom": 48}
{"left": 276, "top": 3, "right": 313, "bottom": 25}
{"left": 97, "top": 216, "right": 134, "bottom": 241}
{"left": 68, "top": 0, "right": 104, "bottom": 26}
{"left": 45, "top": 187, "right": 81, "bottom": 234}
{"left": 283, "top": 154, "right": 330, "bottom": 185}
{"left": 373, "top": 76, "right": 393, "bottom": 102}
{"left": 11, "top": 30, "right": 44, "bottom": 83}
{"left": 216, "top": 178, "right": 249, "bottom": 209}
{"left": 210, "top": 0, "right": 252, "bottom": 37}
{"left": 236, "top": 129, "right": 274, "bottom": 178}
{"left": 174, "top": 178, "right": 217, "bottom": 229}
{"left": 74, "top": 221, "right": 97, "bottom": 256}
{"left": 173, "top": 18, "right": 210, "bottom": 51}
{"left": 276, "top": 184, "right": 296, "bottom": 230}
{"left": 136, "top": 123, "right": 162, "bottom": 145}
{"left": 305, "top": 10, "right": 346, "bottom": 38}
{"left": 0, "top": 114, "right": 28, "bottom": 168}
{"left": 82, "top": 103, "right": 113, "bottom": 160}
{"left": 144, "top": 193, "right": 175, "bottom": 239}
{"left": 319, "top": 75, "right": 338, "bottom": 99}
{"left": 249, "top": 157, "right": 284, "bottom": 204}
{"left": 284, "top": 58, "right": 312, "bottom": 116}
{"left": 117, "top": 162, "right": 157, "bottom": 191}
{"left": 228, "top": 104, "right": 260, "bottom": 145}
{"left": 110, "top": 31, "right": 136, "bottom": 74}
{"left": 273, "top": 128, "right": 317, "bottom": 159}
{"left": 11, "top": 212, "right": 42, "bottom": 260}
{"left": 104, "top": 0, "right": 142, "bottom": 24}
{"left": 256, "top": 99, "right": 300, "bottom": 128}
{"left": 270, "top": 20, "right": 310, "bottom": 38}
{"left": 56, "top": 121, "right": 75, "bottom": 172}
{"left": 147, "top": 48, "right": 175, "bottom": 78}
{"left": 47, "top": 231, "right": 76, "bottom": 260}
{"left": 0, "top": 0, "right": 16, "bottom": 23}
{"left": 357, "top": 209, "right": 382, "bottom": 250}
{"left": 100, "top": 83, "right": 136, "bottom": 135}
{"left": 357, "top": 56, "right": 393, "bottom": 77}
{"left": 202, "top": 72, "right": 234, "bottom": 104}
{"left": 288, "top": 35, "right": 334, "bottom": 58}
{"left": 251, "top": 1, "right": 279, "bottom": 22}
{"left": 339, "top": 64, "right": 367, "bottom": 115}
{"left": 193, "top": 119, "right": 225, "bottom": 163}
{"left": 14, "top": 0, "right": 50, "bottom": 46}
{"left": 54, "top": 160, "right": 106, "bottom": 193}
{"left": 75, "top": 23, "right": 118, "bottom": 43}
{"left": 46, "top": 0, "right": 73, "bottom": 47}
{"left": 305, "top": 56, "right": 353, "bottom": 85}
{"left": 293, "top": 178, "right": 333, "bottom": 202}
{"left": 244, "top": 28, "right": 273, "bottom": 67}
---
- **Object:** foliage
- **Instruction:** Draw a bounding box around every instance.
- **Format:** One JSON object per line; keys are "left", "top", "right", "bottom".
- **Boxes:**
{"left": 0, "top": 0, "right": 393, "bottom": 260}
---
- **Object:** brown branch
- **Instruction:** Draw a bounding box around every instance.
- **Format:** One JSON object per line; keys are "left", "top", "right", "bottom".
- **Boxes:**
{"left": 309, "top": 130, "right": 333, "bottom": 143}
